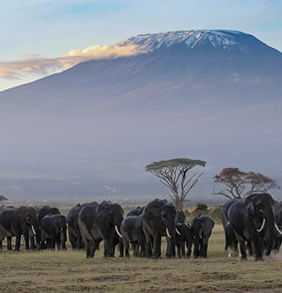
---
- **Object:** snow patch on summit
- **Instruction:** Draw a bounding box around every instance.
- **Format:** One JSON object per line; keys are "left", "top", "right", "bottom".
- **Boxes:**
{"left": 118, "top": 30, "right": 244, "bottom": 51}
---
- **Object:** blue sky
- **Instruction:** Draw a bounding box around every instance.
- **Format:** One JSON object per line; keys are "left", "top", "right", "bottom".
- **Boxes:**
{"left": 0, "top": 0, "right": 281, "bottom": 91}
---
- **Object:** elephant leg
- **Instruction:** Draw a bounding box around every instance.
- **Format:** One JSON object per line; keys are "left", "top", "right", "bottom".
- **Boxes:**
{"left": 180, "top": 241, "right": 185, "bottom": 257}
{"left": 30, "top": 236, "right": 36, "bottom": 250}
{"left": 85, "top": 239, "right": 92, "bottom": 258}
{"left": 139, "top": 237, "right": 146, "bottom": 257}
{"left": 77, "top": 233, "right": 83, "bottom": 250}
{"left": 247, "top": 241, "right": 254, "bottom": 256}
{"left": 7, "top": 237, "right": 12, "bottom": 250}
{"left": 133, "top": 242, "right": 140, "bottom": 257}
{"left": 152, "top": 230, "right": 161, "bottom": 258}
{"left": 87, "top": 239, "right": 100, "bottom": 258}
{"left": 15, "top": 234, "right": 21, "bottom": 251}
{"left": 176, "top": 244, "right": 181, "bottom": 258}
{"left": 239, "top": 240, "right": 247, "bottom": 260}
{"left": 87, "top": 239, "right": 95, "bottom": 258}
{"left": 0, "top": 240, "right": 2, "bottom": 250}
{"left": 103, "top": 239, "right": 113, "bottom": 258}
{"left": 143, "top": 227, "right": 152, "bottom": 258}
{"left": 125, "top": 241, "right": 130, "bottom": 258}
{"left": 202, "top": 244, "right": 208, "bottom": 258}
{"left": 186, "top": 241, "right": 192, "bottom": 257}
{"left": 69, "top": 232, "right": 77, "bottom": 250}
{"left": 24, "top": 234, "right": 30, "bottom": 250}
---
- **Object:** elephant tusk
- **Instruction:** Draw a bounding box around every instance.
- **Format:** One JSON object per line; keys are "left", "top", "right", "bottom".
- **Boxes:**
{"left": 166, "top": 228, "right": 171, "bottom": 239}
{"left": 275, "top": 223, "right": 282, "bottom": 236}
{"left": 31, "top": 225, "right": 36, "bottom": 236}
{"left": 185, "top": 223, "right": 191, "bottom": 229}
{"left": 257, "top": 218, "right": 266, "bottom": 233}
{"left": 115, "top": 225, "right": 123, "bottom": 239}
{"left": 176, "top": 228, "right": 181, "bottom": 236}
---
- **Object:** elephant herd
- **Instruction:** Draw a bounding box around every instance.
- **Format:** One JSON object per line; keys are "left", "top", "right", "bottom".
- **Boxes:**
{"left": 0, "top": 199, "right": 215, "bottom": 259}
{"left": 2, "top": 192, "right": 280, "bottom": 261}
{"left": 222, "top": 193, "right": 282, "bottom": 261}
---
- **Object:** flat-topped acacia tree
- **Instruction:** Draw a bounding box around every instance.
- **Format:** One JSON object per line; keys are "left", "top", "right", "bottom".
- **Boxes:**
{"left": 212, "top": 167, "right": 279, "bottom": 199}
{"left": 145, "top": 158, "right": 206, "bottom": 211}
{"left": 0, "top": 195, "right": 7, "bottom": 201}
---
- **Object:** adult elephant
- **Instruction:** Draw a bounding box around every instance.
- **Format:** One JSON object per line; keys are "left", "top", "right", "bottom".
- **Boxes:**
{"left": 272, "top": 201, "right": 282, "bottom": 251}
{"left": 120, "top": 213, "right": 145, "bottom": 257}
{"left": 78, "top": 201, "right": 124, "bottom": 258}
{"left": 142, "top": 199, "right": 178, "bottom": 258}
{"left": 222, "top": 199, "right": 239, "bottom": 256}
{"left": 0, "top": 206, "right": 41, "bottom": 251}
{"left": 226, "top": 193, "right": 278, "bottom": 261}
{"left": 191, "top": 214, "right": 215, "bottom": 258}
{"left": 40, "top": 214, "right": 67, "bottom": 250}
{"left": 67, "top": 203, "right": 85, "bottom": 250}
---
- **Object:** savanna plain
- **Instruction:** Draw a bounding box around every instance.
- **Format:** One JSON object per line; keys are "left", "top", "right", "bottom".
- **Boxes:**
{"left": 1, "top": 223, "right": 282, "bottom": 293}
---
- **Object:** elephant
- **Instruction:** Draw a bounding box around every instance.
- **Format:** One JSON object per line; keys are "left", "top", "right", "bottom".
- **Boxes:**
{"left": 222, "top": 199, "right": 239, "bottom": 257}
{"left": 67, "top": 203, "right": 85, "bottom": 250}
{"left": 272, "top": 201, "right": 282, "bottom": 252}
{"left": 127, "top": 206, "right": 144, "bottom": 217}
{"left": 175, "top": 223, "right": 194, "bottom": 258}
{"left": 40, "top": 214, "right": 67, "bottom": 250}
{"left": 120, "top": 213, "right": 145, "bottom": 257}
{"left": 38, "top": 205, "right": 61, "bottom": 223}
{"left": 191, "top": 214, "right": 215, "bottom": 258}
{"left": 226, "top": 193, "right": 278, "bottom": 261}
{"left": 177, "top": 211, "right": 186, "bottom": 224}
{"left": 142, "top": 199, "right": 178, "bottom": 258}
{"left": 0, "top": 206, "right": 41, "bottom": 251}
{"left": 78, "top": 201, "right": 124, "bottom": 258}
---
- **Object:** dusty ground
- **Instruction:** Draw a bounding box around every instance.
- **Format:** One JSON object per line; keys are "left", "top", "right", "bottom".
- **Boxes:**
{"left": 1, "top": 225, "right": 282, "bottom": 292}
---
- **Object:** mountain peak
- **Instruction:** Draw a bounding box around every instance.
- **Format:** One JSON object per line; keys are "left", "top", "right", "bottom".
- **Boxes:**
{"left": 118, "top": 30, "right": 269, "bottom": 53}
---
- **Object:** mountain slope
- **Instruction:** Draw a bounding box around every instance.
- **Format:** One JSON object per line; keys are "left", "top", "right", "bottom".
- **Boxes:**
{"left": 0, "top": 30, "right": 281, "bottom": 200}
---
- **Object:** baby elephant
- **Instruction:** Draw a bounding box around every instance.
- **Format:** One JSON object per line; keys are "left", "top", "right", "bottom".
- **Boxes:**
{"left": 175, "top": 223, "right": 194, "bottom": 257}
{"left": 41, "top": 214, "right": 67, "bottom": 250}
{"left": 191, "top": 214, "right": 215, "bottom": 258}
{"left": 120, "top": 215, "right": 145, "bottom": 257}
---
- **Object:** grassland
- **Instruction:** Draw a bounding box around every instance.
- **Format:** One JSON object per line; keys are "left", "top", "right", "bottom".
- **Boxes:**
{"left": 1, "top": 225, "right": 282, "bottom": 292}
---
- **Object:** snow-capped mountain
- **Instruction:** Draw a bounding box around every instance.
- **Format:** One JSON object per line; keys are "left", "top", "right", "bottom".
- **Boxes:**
{"left": 0, "top": 30, "right": 281, "bottom": 200}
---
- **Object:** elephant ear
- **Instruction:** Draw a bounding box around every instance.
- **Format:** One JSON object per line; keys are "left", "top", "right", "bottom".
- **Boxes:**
{"left": 203, "top": 217, "right": 215, "bottom": 236}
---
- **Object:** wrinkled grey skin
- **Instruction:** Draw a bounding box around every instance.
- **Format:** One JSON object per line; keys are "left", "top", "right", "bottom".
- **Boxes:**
{"left": 191, "top": 214, "right": 215, "bottom": 258}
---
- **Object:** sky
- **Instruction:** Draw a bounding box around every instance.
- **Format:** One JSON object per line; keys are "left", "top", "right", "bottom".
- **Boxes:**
{"left": 0, "top": 0, "right": 282, "bottom": 91}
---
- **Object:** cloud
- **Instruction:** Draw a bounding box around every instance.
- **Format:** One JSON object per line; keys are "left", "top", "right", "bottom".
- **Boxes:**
{"left": 0, "top": 43, "right": 145, "bottom": 80}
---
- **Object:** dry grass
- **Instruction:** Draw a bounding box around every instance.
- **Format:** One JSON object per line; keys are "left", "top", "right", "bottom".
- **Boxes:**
{"left": 1, "top": 225, "right": 282, "bottom": 292}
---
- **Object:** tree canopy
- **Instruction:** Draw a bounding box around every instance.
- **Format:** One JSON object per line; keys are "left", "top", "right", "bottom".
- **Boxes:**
{"left": 145, "top": 158, "right": 206, "bottom": 210}
{"left": 0, "top": 195, "right": 7, "bottom": 201}
{"left": 212, "top": 167, "right": 279, "bottom": 199}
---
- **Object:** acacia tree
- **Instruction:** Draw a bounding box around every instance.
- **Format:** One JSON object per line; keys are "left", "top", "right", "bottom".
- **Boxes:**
{"left": 145, "top": 158, "right": 206, "bottom": 211}
{"left": 212, "top": 167, "right": 280, "bottom": 200}
{"left": 0, "top": 195, "right": 7, "bottom": 201}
